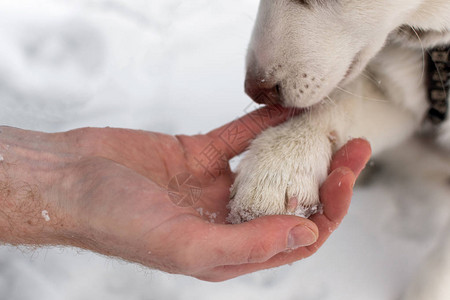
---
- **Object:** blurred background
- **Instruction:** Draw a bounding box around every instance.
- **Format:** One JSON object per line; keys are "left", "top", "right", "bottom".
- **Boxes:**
{"left": 0, "top": 0, "right": 449, "bottom": 299}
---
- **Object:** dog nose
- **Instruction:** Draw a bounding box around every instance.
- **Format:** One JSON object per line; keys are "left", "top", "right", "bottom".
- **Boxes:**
{"left": 245, "top": 73, "right": 281, "bottom": 105}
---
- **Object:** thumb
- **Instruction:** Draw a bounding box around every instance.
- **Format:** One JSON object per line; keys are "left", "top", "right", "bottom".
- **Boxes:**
{"left": 196, "top": 216, "right": 318, "bottom": 268}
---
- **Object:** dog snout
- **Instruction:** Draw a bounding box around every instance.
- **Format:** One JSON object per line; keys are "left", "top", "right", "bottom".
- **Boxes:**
{"left": 245, "top": 72, "right": 281, "bottom": 105}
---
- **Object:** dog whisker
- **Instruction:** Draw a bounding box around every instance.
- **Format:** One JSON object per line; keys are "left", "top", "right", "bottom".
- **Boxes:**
{"left": 288, "top": 107, "right": 297, "bottom": 120}
{"left": 324, "top": 96, "right": 336, "bottom": 106}
{"left": 360, "top": 71, "right": 382, "bottom": 86}
{"left": 335, "top": 86, "right": 389, "bottom": 103}
{"left": 325, "top": 96, "right": 352, "bottom": 122}
{"left": 409, "top": 26, "right": 426, "bottom": 85}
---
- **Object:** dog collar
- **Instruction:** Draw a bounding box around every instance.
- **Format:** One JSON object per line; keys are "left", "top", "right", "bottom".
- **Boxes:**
{"left": 427, "top": 45, "right": 450, "bottom": 124}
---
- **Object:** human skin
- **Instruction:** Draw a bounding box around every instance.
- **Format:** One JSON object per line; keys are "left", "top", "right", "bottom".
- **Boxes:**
{"left": 0, "top": 106, "right": 371, "bottom": 282}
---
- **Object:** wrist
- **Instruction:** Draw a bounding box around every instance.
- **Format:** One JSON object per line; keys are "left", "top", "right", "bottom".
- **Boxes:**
{"left": 0, "top": 127, "right": 77, "bottom": 246}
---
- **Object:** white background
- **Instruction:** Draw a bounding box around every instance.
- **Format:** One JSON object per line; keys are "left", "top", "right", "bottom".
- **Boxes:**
{"left": 0, "top": 0, "right": 449, "bottom": 299}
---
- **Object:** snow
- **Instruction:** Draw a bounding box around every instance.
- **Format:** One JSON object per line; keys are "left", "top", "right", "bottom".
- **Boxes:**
{"left": 41, "top": 210, "right": 51, "bottom": 222}
{"left": 0, "top": 0, "right": 449, "bottom": 299}
{"left": 196, "top": 208, "right": 218, "bottom": 223}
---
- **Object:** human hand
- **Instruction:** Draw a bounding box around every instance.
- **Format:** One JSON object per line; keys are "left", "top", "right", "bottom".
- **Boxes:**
{"left": 0, "top": 107, "right": 371, "bottom": 281}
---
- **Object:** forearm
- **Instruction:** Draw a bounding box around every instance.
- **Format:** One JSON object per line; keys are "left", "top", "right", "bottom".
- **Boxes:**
{"left": 0, "top": 125, "right": 157, "bottom": 264}
{"left": 0, "top": 126, "right": 74, "bottom": 246}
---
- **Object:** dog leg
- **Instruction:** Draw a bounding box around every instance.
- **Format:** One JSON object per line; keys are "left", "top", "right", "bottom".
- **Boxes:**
{"left": 228, "top": 76, "right": 425, "bottom": 224}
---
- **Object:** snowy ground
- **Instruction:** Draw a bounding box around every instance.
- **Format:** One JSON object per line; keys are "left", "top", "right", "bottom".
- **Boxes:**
{"left": 0, "top": 0, "right": 449, "bottom": 299}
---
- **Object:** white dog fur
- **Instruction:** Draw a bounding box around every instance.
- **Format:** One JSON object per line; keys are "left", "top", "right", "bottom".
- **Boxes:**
{"left": 228, "top": 1, "right": 450, "bottom": 298}
{"left": 229, "top": 0, "right": 450, "bottom": 221}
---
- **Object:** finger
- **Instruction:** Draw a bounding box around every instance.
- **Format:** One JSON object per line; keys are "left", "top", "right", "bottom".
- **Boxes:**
{"left": 196, "top": 244, "right": 309, "bottom": 282}
{"left": 207, "top": 106, "right": 302, "bottom": 159}
{"left": 189, "top": 215, "right": 318, "bottom": 273}
{"left": 308, "top": 167, "right": 356, "bottom": 251}
{"left": 197, "top": 244, "right": 308, "bottom": 282}
{"left": 330, "top": 138, "right": 372, "bottom": 177}
{"left": 307, "top": 139, "right": 371, "bottom": 253}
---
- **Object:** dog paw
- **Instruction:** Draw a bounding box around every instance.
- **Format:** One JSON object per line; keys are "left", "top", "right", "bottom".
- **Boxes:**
{"left": 227, "top": 123, "right": 332, "bottom": 224}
